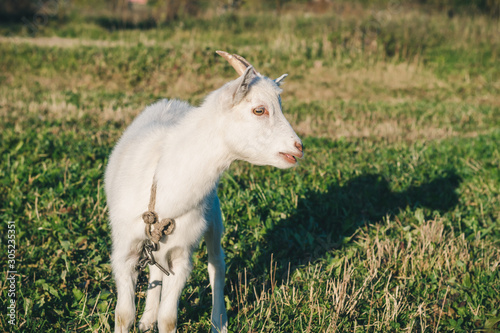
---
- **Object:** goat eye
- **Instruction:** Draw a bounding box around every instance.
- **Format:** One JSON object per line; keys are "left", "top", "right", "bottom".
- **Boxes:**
{"left": 253, "top": 107, "right": 266, "bottom": 116}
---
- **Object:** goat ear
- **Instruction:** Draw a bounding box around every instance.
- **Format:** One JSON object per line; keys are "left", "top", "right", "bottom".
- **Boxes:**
{"left": 274, "top": 74, "right": 288, "bottom": 86}
{"left": 233, "top": 66, "right": 256, "bottom": 105}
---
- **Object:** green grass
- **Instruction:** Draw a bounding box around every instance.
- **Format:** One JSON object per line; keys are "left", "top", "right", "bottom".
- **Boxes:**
{"left": 1, "top": 3, "right": 499, "bottom": 332}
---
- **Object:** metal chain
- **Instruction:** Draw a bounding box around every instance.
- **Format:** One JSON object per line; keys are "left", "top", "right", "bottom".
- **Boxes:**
{"left": 136, "top": 239, "right": 171, "bottom": 276}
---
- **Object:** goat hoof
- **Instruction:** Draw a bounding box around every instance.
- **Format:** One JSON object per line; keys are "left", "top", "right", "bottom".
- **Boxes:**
{"left": 138, "top": 320, "right": 157, "bottom": 332}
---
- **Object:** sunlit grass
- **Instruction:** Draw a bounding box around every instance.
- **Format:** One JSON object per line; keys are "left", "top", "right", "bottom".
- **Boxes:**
{"left": 0, "top": 3, "right": 499, "bottom": 332}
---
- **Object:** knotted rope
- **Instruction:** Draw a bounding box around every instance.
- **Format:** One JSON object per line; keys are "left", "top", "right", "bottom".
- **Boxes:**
{"left": 136, "top": 180, "right": 175, "bottom": 276}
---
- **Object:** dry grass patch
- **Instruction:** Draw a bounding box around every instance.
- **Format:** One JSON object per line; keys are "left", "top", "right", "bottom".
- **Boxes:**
{"left": 287, "top": 99, "right": 499, "bottom": 142}
{"left": 290, "top": 111, "right": 458, "bottom": 142}
{"left": 286, "top": 61, "right": 448, "bottom": 103}
{"left": 0, "top": 36, "right": 152, "bottom": 48}
{"left": 229, "top": 218, "right": 500, "bottom": 332}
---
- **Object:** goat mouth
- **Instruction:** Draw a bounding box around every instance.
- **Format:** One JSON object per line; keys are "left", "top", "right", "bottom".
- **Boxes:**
{"left": 279, "top": 152, "right": 298, "bottom": 164}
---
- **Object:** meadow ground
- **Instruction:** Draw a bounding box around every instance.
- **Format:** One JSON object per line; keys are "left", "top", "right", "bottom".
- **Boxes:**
{"left": 0, "top": 2, "right": 499, "bottom": 332}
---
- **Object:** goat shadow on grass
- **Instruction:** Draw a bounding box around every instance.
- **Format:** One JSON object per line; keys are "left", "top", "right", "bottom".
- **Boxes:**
{"left": 238, "top": 170, "right": 461, "bottom": 283}
{"left": 171, "top": 170, "right": 460, "bottom": 327}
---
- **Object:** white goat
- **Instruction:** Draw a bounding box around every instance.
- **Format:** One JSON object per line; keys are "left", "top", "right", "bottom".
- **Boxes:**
{"left": 105, "top": 51, "right": 303, "bottom": 333}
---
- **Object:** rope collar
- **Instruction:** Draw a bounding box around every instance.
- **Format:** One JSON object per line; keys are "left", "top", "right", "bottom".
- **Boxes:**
{"left": 136, "top": 180, "right": 175, "bottom": 276}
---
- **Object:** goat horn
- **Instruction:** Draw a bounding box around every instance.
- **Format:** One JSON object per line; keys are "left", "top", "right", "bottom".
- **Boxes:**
{"left": 216, "top": 50, "right": 254, "bottom": 76}
{"left": 232, "top": 54, "right": 252, "bottom": 68}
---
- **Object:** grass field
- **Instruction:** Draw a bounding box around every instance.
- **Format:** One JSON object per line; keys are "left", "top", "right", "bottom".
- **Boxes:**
{"left": 1, "top": 2, "right": 499, "bottom": 332}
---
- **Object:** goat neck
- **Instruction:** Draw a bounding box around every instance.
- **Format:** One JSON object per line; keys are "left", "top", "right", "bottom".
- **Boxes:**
{"left": 153, "top": 103, "right": 231, "bottom": 220}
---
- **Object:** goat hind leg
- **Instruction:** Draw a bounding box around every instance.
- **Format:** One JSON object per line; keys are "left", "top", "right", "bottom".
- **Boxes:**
{"left": 138, "top": 264, "right": 163, "bottom": 332}
{"left": 112, "top": 243, "right": 140, "bottom": 333}
{"left": 157, "top": 253, "right": 192, "bottom": 333}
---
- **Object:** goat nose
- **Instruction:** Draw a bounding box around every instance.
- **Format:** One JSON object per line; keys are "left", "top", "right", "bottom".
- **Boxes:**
{"left": 295, "top": 141, "right": 303, "bottom": 152}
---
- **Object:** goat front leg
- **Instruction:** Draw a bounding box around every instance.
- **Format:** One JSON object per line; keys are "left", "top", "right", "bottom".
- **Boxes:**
{"left": 205, "top": 196, "right": 228, "bottom": 333}
{"left": 112, "top": 240, "right": 140, "bottom": 333}
{"left": 138, "top": 264, "right": 163, "bottom": 332}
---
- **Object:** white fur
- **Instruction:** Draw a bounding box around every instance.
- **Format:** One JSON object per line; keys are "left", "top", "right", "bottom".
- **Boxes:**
{"left": 105, "top": 67, "right": 302, "bottom": 333}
